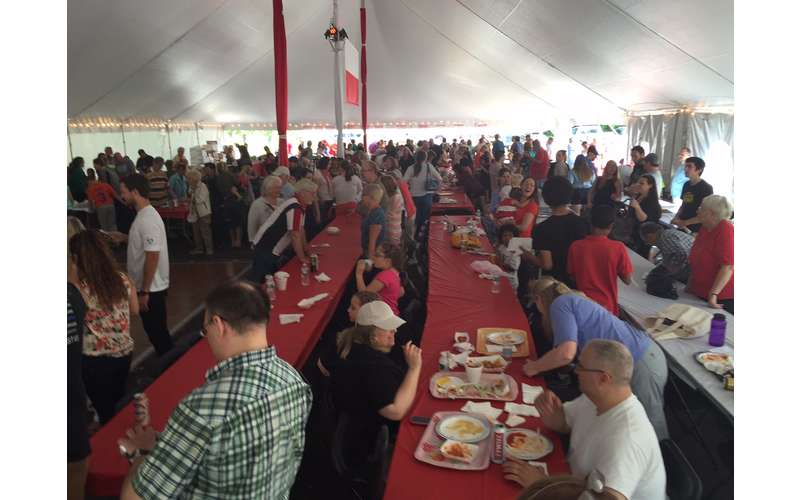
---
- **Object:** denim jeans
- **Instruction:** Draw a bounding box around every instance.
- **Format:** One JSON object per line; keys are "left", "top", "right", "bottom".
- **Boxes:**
{"left": 413, "top": 194, "right": 433, "bottom": 238}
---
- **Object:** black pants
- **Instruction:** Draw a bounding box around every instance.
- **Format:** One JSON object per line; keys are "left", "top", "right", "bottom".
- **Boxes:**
{"left": 82, "top": 354, "right": 132, "bottom": 424}
{"left": 141, "top": 290, "right": 174, "bottom": 355}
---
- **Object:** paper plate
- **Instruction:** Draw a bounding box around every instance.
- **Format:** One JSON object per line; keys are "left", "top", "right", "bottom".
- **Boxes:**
{"left": 435, "top": 414, "right": 491, "bottom": 443}
{"left": 505, "top": 428, "right": 553, "bottom": 460}
{"left": 486, "top": 331, "right": 525, "bottom": 346}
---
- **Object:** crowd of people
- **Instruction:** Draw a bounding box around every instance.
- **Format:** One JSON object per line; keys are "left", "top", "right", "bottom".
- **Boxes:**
{"left": 67, "top": 133, "right": 732, "bottom": 499}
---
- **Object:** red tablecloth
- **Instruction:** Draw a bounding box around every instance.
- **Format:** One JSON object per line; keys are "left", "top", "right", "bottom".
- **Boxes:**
{"left": 383, "top": 216, "right": 570, "bottom": 500}
{"left": 85, "top": 213, "right": 364, "bottom": 497}
{"left": 432, "top": 187, "right": 474, "bottom": 215}
{"left": 155, "top": 203, "right": 189, "bottom": 220}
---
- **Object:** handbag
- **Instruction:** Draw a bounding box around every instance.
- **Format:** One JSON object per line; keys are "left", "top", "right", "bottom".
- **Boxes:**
{"left": 424, "top": 164, "right": 441, "bottom": 192}
{"left": 645, "top": 265, "right": 678, "bottom": 299}
{"left": 644, "top": 303, "right": 713, "bottom": 341}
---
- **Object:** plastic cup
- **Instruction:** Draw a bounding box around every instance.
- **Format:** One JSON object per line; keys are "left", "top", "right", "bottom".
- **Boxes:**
{"left": 275, "top": 272, "right": 289, "bottom": 291}
{"left": 465, "top": 360, "right": 483, "bottom": 384}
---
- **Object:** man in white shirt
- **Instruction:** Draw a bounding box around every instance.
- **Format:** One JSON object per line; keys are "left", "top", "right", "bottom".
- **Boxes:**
{"left": 503, "top": 340, "right": 666, "bottom": 500}
{"left": 643, "top": 153, "right": 664, "bottom": 197}
{"left": 109, "top": 173, "right": 174, "bottom": 356}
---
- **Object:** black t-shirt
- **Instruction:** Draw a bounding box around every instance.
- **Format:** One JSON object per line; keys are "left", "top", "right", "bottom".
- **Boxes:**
{"left": 593, "top": 180, "right": 617, "bottom": 207}
{"left": 532, "top": 213, "right": 590, "bottom": 286}
{"left": 628, "top": 160, "right": 645, "bottom": 186}
{"left": 639, "top": 193, "right": 662, "bottom": 223}
{"left": 678, "top": 179, "right": 713, "bottom": 232}
{"left": 332, "top": 343, "right": 404, "bottom": 461}
{"left": 67, "top": 284, "right": 90, "bottom": 461}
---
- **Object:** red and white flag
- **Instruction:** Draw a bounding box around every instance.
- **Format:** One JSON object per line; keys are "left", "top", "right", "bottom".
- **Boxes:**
{"left": 344, "top": 39, "right": 359, "bottom": 106}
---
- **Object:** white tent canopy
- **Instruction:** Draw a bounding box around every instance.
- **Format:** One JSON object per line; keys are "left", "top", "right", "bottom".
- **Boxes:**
{"left": 68, "top": 0, "right": 733, "bottom": 126}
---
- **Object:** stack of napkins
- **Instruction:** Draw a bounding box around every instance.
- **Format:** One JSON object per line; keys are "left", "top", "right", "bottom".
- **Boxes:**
{"left": 448, "top": 351, "right": 470, "bottom": 368}
{"left": 461, "top": 401, "right": 503, "bottom": 423}
{"left": 522, "top": 383, "right": 544, "bottom": 404}
{"left": 279, "top": 314, "right": 304, "bottom": 325}
{"left": 504, "top": 402, "right": 540, "bottom": 418}
{"left": 314, "top": 273, "right": 331, "bottom": 283}
{"left": 453, "top": 342, "right": 474, "bottom": 353}
{"left": 297, "top": 293, "right": 329, "bottom": 309}
{"left": 486, "top": 344, "right": 517, "bottom": 354}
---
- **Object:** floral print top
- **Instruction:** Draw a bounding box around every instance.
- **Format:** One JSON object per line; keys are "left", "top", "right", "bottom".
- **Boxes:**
{"left": 79, "top": 275, "right": 134, "bottom": 357}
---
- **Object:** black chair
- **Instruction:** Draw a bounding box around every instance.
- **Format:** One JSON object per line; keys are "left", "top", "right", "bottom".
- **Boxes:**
{"left": 660, "top": 438, "right": 703, "bottom": 500}
{"left": 331, "top": 412, "right": 390, "bottom": 500}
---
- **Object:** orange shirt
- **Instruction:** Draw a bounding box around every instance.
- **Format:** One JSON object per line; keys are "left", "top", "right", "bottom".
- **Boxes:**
{"left": 87, "top": 182, "right": 115, "bottom": 207}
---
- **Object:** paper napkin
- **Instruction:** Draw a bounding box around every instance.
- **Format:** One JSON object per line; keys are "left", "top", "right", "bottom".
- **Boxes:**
{"left": 522, "top": 383, "right": 544, "bottom": 405}
{"left": 297, "top": 293, "right": 329, "bottom": 309}
{"left": 461, "top": 401, "right": 503, "bottom": 423}
{"left": 486, "top": 344, "right": 517, "bottom": 354}
{"left": 527, "top": 461, "right": 549, "bottom": 476}
{"left": 453, "top": 342, "right": 474, "bottom": 353}
{"left": 448, "top": 351, "right": 470, "bottom": 368}
{"left": 314, "top": 273, "right": 332, "bottom": 283}
{"left": 279, "top": 314, "right": 304, "bottom": 325}
{"left": 504, "top": 402, "right": 540, "bottom": 418}
{"left": 311, "top": 243, "right": 331, "bottom": 248}
{"left": 505, "top": 414, "right": 526, "bottom": 427}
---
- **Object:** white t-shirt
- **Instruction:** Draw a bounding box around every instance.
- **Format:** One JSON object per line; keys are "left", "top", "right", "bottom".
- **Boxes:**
{"left": 564, "top": 394, "right": 666, "bottom": 500}
{"left": 127, "top": 205, "right": 170, "bottom": 292}
{"left": 332, "top": 175, "right": 363, "bottom": 204}
{"left": 403, "top": 162, "right": 442, "bottom": 197}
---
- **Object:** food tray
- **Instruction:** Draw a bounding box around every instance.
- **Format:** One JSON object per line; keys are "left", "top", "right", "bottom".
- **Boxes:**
{"left": 429, "top": 371, "right": 519, "bottom": 402}
{"left": 413, "top": 411, "right": 492, "bottom": 471}
{"left": 694, "top": 351, "right": 734, "bottom": 378}
{"left": 476, "top": 327, "right": 531, "bottom": 358}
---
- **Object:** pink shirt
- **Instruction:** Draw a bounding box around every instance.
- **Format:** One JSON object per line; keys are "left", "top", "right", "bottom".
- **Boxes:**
{"left": 375, "top": 269, "right": 402, "bottom": 315}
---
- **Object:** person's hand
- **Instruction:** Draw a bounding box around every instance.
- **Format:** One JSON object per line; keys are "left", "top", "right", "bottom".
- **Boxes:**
{"left": 523, "top": 359, "right": 539, "bottom": 377}
{"left": 139, "top": 293, "right": 150, "bottom": 312}
{"left": 629, "top": 198, "right": 639, "bottom": 209}
{"left": 403, "top": 341, "right": 422, "bottom": 370}
{"left": 534, "top": 390, "right": 563, "bottom": 422}
{"left": 118, "top": 425, "right": 158, "bottom": 456}
{"left": 502, "top": 458, "right": 547, "bottom": 488}
{"left": 673, "top": 218, "right": 686, "bottom": 228}
{"left": 708, "top": 293, "right": 723, "bottom": 309}
{"left": 520, "top": 249, "right": 536, "bottom": 264}
{"left": 356, "top": 259, "right": 366, "bottom": 274}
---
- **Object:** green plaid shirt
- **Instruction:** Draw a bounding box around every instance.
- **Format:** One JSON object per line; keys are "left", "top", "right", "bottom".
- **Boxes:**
{"left": 132, "top": 347, "right": 312, "bottom": 499}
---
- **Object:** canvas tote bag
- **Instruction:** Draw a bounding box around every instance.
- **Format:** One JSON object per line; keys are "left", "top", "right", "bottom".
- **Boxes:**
{"left": 644, "top": 303, "right": 713, "bottom": 341}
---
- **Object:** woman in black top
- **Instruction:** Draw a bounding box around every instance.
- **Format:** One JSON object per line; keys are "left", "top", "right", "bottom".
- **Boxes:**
{"left": 588, "top": 160, "right": 622, "bottom": 208}
{"left": 630, "top": 174, "right": 662, "bottom": 257}
{"left": 331, "top": 301, "right": 422, "bottom": 464}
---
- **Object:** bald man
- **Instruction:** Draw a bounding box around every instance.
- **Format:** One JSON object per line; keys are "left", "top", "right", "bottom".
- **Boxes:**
{"left": 503, "top": 340, "right": 666, "bottom": 500}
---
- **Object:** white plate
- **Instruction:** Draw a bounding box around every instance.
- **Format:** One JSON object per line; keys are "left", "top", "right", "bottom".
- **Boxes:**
{"left": 486, "top": 331, "right": 525, "bottom": 346}
{"left": 326, "top": 226, "right": 340, "bottom": 234}
{"left": 505, "top": 428, "right": 553, "bottom": 460}
{"left": 433, "top": 375, "right": 464, "bottom": 394}
{"left": 435, "top": 414, "right": 491, "bottom": 443}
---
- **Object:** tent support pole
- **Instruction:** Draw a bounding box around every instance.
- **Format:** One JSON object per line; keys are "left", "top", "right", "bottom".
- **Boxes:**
{"left": 67, "top": 127, "right": 74, "bottom": 161}
{"left": 120, "top": 124, "right": 128, "bottom": 157}
{"left": 332, "top": 0, "right": 344, "bottom": 157}
{"left": 166, "top": 124, "right": 173, "bottom": 158}
{"left": 273, "top": 0, "right": 289, "bottom": 165}
{"left": 195, "top": 122, "right": 201, "bottom": 146}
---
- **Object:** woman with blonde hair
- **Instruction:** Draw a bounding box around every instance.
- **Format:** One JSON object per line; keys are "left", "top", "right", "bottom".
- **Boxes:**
{"left": 380, "top": 175, "right": 404, "bottom": 245}
{"left": 569, "top": 156, "right": 596, "bottom": 211}
{"left": 587, "top": 160, "right": 622, "bottom": 209}
{"left": 331, "top": 301, "right": 422, "bottom": 465}
{"left": 522, "top": 277, "right": 669, "bottom": 439}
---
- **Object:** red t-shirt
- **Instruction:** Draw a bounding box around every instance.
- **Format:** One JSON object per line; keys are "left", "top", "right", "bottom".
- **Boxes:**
{"left": 87, "top": 182, "right": 115, "bottom": 207}
{"left": 531, "top": 149, "right": 550, "bottom": 181}
{"left": 514, "top": 199, "right": 540, "bottom": 237}
{"left": 688, "top": 221, "right": 734, "bottom": 300}
{"left": 567, "top": 235, "right": 633, "bottom": 315}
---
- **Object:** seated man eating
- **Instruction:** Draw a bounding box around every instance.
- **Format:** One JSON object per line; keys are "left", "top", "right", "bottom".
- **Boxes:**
{"left": 504, "top": 339, "right": 666, "bottom": 500}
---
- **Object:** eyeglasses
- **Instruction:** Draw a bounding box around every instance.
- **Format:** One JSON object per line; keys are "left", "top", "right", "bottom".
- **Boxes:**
{"left": 573, "top": 361, "right": 607, "bottom": 376}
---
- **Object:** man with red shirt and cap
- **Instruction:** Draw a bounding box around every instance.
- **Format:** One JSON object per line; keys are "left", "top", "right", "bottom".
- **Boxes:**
{"left": 530, "top": 139, "right": 550, "bottom": 187}
{"left": 567, "top": 205, "right": 633, "bottom": 315}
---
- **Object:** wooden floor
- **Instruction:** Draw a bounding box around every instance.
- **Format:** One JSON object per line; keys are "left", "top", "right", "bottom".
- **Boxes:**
{"left": 128, "top": 259, "right": 249, "bottom": 360}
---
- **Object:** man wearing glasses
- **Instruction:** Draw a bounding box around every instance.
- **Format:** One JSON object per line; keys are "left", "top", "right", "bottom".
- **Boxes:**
{"left": 504, "top": 340, "right": 666, "bottom": 500}
{"left": 118, "top": 281, "right": 312, "bottom": 499}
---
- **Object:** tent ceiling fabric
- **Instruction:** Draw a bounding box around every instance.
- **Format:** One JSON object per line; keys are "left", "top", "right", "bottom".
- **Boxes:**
{"left": 68, "top": 0, "right": 733, "bottom": 124}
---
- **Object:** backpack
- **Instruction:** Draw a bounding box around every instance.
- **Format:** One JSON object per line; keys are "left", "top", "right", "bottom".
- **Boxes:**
{"left": 645, "top": 265, "right": 678, "bottom": 300}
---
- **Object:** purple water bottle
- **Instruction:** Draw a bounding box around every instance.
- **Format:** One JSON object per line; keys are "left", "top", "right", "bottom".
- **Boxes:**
{"left": 708, "top": 313, "right": 727, "bottom": 347}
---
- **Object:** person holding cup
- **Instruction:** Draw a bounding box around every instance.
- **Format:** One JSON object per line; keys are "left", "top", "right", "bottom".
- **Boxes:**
{"left": 355, "top": 242, "right": 405, "bottom": 315}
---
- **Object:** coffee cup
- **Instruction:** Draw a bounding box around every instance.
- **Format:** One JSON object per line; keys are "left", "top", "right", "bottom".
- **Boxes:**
{"left": 465, "top": 359, "right": 483, "bottom": 384}
{"left": 274, "top": 271, "right": 290, "bottom": 291}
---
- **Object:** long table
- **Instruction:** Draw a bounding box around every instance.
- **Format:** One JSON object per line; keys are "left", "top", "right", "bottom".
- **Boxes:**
{"left": 432, "top": 186, "right": 475, "bottom": 215}
{"left": 618, "top": 248, "right": 734, "bottom": 421}
{"left": 384, "top": 216, "right": 569, "bottom": 499}
{"left": 85, "top": 212, "right": 364, "bottom": 496}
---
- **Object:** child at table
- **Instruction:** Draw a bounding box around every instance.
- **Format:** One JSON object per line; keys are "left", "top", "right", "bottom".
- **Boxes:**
{"left": 355, "top": 242, "right": 405, "bottom": 315}
{"left": 496, "top": 223, "right": 521, "bottom": 290}
{"left": 495, "top": 187, "right": 523, "bottom": 225}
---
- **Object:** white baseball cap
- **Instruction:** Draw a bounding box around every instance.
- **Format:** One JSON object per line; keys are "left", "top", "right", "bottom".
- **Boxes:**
{"left": 356, "top": 301, "right": 406, "bottom": 331}
{"left": 274, "top": 166, "right": 291, "bottom": 177}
